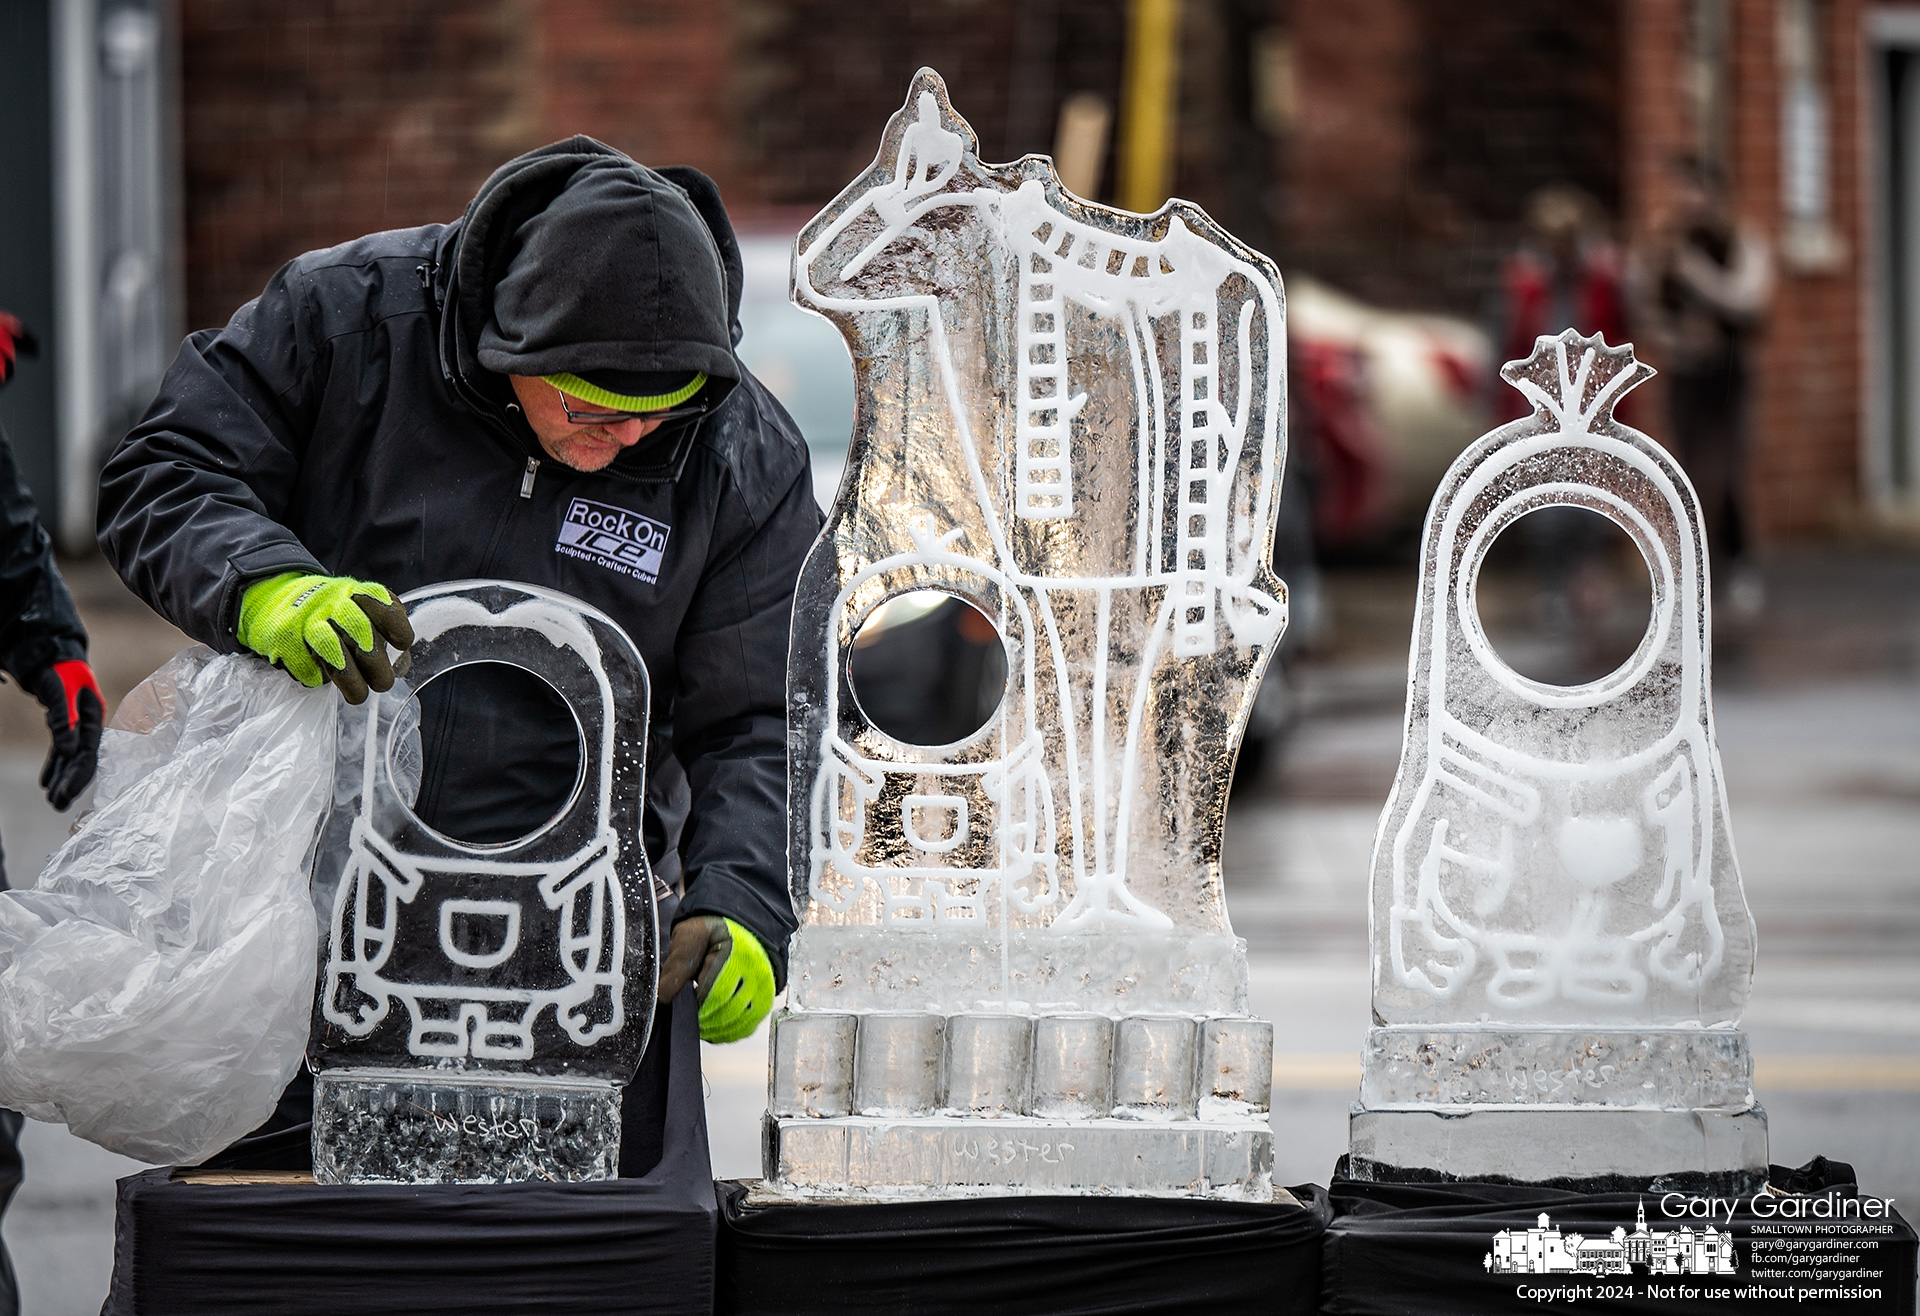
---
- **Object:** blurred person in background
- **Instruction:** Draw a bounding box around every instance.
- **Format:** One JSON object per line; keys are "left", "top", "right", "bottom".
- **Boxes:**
{"left": 1497, "top": 186, "right": 1633, "bottom": 656}
{"left": 1497, "top": 184, "right": 1630, "bottom": 387}
{"left": 0, "top": 311, "right": 105, "bottom": 1316}
{"left": 1631, "top": 157, "right": 1773, "bottom": 619}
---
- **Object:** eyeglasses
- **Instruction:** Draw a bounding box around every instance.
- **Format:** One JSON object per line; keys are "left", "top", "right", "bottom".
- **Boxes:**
{"left": 552, "top": 383, "right": 709, "bottom": 427}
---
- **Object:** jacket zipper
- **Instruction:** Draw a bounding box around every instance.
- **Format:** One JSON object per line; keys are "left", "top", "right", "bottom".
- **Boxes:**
{"left": 478, "top": 406, "right": 538, "bottom": 573}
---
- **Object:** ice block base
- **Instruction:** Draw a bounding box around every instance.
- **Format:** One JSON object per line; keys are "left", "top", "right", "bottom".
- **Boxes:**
{"left": 1347, "top": 1104, "right": 1770, "bottom": 1195}
{"left": 764, "top": 1114, "right": 1273, "bottom": 1200}
{"left": 1359, "top": 1025, "right": 1756, "bottom": 1108}
{"left": 311, "top": 1069, "right": 623, "bottom": 1184}
{"left": 1346, "top": 1024, "right": 1768, "bottom": 1193}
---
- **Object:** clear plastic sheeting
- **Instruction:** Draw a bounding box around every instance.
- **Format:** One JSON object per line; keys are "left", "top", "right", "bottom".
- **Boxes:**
{"left": 0, "top": 646, "right": 335, "bottom": 1165}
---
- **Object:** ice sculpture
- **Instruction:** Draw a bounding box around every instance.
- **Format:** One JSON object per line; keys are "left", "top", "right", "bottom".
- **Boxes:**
{"left": 1349, "top": 332, "right": 1766, "bottom": 1191}
{"left": 768, "top": 70, "right": 1286, "bottom": 1199}
{"left": 307, "top": 581, "right": 656, "bottom": 1184}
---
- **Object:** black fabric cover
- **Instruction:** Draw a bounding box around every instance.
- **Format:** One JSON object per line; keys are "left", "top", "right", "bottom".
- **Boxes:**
{"left": 0, "top": 1109, "right": 20, "bottom": 1316}
{"left": 716, "top": 1182, "right": 1331, "bottom": 1316}
{"left": 1321, "top": 1158, "right": 1917, "bottom": 1316}
{"left": 101, "top": 991, "right": 716, "bottom": 1316}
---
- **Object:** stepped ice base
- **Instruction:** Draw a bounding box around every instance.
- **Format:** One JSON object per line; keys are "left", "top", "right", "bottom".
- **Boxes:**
{"left": 312, "top": 1069, "right": 623, "bottom": 1185}
{"left": 1347, "top": 1103, "right": 1770, "bottom": 1195}
{"left": 1360, "top": 1026, "right": 1755, "bottom": 1109}
{"left": 764, "top": 1115, "right": 1273, "bottom": 1200}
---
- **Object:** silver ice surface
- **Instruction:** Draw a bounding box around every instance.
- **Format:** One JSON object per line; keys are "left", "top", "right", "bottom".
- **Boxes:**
{"left": 307, "top": 580, "right": 656, "bottom": 1184}
{"left": 943, "top": 1014, "right": 1035, "bottom": 1115}
{"left": 1351, "top": 332, "right": 1766, "bottom": 1188}
{"left": 771, "top": 69, "right": 1286, "bottom": 1198}
{"left": 311, "top": 1071, "right": 621, "bottom": 1185}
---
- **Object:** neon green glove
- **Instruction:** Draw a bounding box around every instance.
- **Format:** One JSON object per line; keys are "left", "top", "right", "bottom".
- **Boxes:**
{"left": 237, "top": 572, "right": 416, "bottom": 704}
{"left": 657, "top": 915, "right": 776, "bottom": 1043}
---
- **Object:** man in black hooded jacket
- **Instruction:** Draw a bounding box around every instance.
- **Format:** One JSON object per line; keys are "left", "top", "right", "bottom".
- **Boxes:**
{"left": 97, "top": 139, "right": 820, "bottom": 1167}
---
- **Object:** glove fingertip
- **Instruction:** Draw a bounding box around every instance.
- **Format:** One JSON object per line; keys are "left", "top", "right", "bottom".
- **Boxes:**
{"left": 305, "top": 636, "right": 346, "bottom": 674}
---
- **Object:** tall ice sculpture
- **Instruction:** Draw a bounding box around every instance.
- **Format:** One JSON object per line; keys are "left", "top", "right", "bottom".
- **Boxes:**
{"left": 307, "top": 581, "right": 657, "bottom": 1184}
{"left": 1349, "top": 332, "right": 1766, "bottom": 1192}
{"left": 767, "top": 71, "right": 1287, "bottom": 1198}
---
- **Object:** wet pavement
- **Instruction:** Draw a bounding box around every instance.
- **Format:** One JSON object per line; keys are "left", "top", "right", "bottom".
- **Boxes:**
{"left": 2, "top": 548, "right": 1916, "bottom": 1313}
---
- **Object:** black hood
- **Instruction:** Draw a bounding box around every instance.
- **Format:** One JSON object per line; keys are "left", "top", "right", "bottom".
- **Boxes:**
{"left": 437, "top": 137, "right": 746, "bottom": 430}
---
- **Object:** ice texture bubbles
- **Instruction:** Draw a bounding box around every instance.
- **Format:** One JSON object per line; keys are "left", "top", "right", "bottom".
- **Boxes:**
{"left": 1349, "top": 332, "right": 1766, "bottom": 1193}
{"left": 769, "top": 69, "right": 1284, "bottom": 1199}
{"left": 1372, "top": 332, "right": 1754, "bottom": 1029}
{"left": 307, "top": 580, "right": 656, "bottom": 1185}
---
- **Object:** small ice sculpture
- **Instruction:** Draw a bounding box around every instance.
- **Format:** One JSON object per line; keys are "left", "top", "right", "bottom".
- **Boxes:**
{"left": 1349, "top": 331, "right": 1766, "bottom": 1192}
{"left": 307, "top": 581, "right": 656, "bottom": 1184}
{"left": 768, "top": 70, "right": 1286, "bottom": 1199}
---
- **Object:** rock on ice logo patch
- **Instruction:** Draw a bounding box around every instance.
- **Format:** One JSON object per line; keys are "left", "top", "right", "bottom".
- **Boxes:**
{"left": 556, "top": 497, "right": 670, "bottom": 584}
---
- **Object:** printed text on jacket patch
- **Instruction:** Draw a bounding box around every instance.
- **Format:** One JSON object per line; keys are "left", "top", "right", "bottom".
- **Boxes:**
{"left": 556, "top": 497, "right": 670, "bottom": 583}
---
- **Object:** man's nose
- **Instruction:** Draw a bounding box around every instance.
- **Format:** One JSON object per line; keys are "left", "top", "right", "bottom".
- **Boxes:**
{"left": 602, "top": 417, "right": 664, "bottom": 447}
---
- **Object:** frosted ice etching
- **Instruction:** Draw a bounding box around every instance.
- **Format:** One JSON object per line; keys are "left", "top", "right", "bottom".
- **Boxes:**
{"left": 307, "top": 581, "right": 656, "bottom": 1184}
{"left": 768, "top": 70, "right": 1285, "bottom": 1199}
{"left": 1349, "top": 332, "right": 1766, "bottom": 1192}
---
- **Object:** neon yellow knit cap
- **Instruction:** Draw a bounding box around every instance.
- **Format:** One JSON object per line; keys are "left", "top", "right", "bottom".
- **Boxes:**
{"left": 542, "top": 371, "right": 707, "bottom": 412}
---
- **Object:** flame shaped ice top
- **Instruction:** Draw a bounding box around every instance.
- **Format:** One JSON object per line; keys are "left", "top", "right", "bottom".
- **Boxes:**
{"left": 1500, "top": 332, "right": 1656, "bottom": 438}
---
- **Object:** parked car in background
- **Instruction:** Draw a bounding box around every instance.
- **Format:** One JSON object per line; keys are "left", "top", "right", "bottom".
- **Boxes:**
{"left": 1287, "top": 276, "right": 1492, "bottom": 551}
{"left": 736, "top": 233, "right": 856, "bottom": 512}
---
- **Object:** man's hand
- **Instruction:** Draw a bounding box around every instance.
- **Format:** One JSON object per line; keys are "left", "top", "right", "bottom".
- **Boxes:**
{"left": 0, "top": 312, "right": 37, "bottom": 389}
{"left": 237, "top": 572, "right": 415, "bottom": 704}
{"left": 31, "top": 660, "right": 103, "bottom": 810}
{"left": 656, "top": 915, "right": 775, "bottom": 1043}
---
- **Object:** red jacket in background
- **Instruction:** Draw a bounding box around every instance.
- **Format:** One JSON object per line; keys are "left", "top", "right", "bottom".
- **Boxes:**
{"left": 1497, "top": 244, "right": 1631, "bottom": 424}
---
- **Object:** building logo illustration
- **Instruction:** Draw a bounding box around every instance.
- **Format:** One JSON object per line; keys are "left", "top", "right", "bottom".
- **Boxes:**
{"left": 1485, "top": 1200, "right": 1738, "bottom": 1276}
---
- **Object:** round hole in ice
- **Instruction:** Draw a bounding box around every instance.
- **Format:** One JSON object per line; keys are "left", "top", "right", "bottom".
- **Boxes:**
{"left": 399, "top": 660, "right": 586, "bottom": 847}
{"left": 846, "top": 590, "right": 1010, "bottom": 747}
{"left": 1473, "top": 506, "right": 1654, "bottom": 688}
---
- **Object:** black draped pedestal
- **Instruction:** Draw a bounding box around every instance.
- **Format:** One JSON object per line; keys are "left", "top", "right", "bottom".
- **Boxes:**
{"left": 101, "top": 993, "right": 715, "bottom": 1316}
{"left": 716, "top": 1182, "right": 1331, "bottom": 1316}
{"left": 1320, "top": 1158, "right": 1916, "bottom": 1316}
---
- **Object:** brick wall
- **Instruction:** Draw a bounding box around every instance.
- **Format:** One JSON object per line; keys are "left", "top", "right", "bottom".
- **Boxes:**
{"left": 1621, "top": 0, "right": 1867, "bottom": 538}
{"left": 1276, "top": 0, "right": 1621, "bottom": 316}
{"left": 1275, "top": 0, "right": 1420, "bottom": 306}
{"left": 174, "top": 0, "right": 1879, "bottom": 537}
{"left": 538, "top": 0, "right": 741, "bottom": 200}
{"left": 180, "top": 0, "right": 741, "bottom": 332}
{"left": 179, "top": 1, "right": 1065, "bottom": 325}
{"left": 731, "top": 0, "right": 1032, "bottom": 207}
{"left": 181, "top": 0, "right": 542, "bottom": 329}
{"left": 1742, "top": 0, "right": 1865, "bottom": 537}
